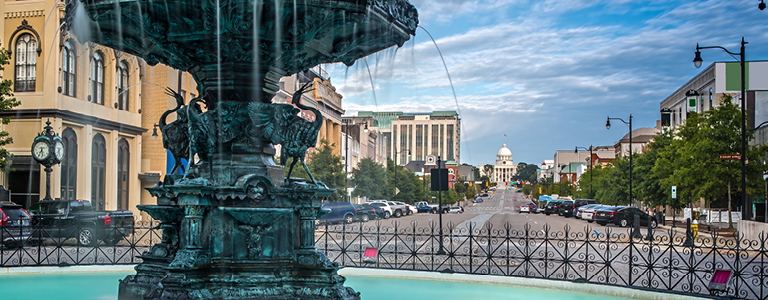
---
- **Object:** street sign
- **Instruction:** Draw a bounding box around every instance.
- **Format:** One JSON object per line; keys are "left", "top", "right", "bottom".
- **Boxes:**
{"left": 719, "top": 154, "right": 741, "bottom": 160}
{"left": 671, "top": 186, "right": 677, "bottom": 199}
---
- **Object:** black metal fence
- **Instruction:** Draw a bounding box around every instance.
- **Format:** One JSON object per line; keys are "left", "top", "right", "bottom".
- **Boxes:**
{"left": 316, "top": 220, "right": 768, "bottom": 300}
{"left": 0, "top": 221, "right": 158, "bottom": 266}
{"left": 2, "top": 220, "right": 767, "bottom": 300}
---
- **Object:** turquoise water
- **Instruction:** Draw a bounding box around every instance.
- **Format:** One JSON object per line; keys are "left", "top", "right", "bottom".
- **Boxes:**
{"left": 0, "top": 272, "right": 633, "bottom": 300}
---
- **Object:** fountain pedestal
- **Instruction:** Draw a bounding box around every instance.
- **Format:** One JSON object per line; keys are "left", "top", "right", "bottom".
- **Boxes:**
{"left": 120, "top": 178, "right": 357, "bottom": 300}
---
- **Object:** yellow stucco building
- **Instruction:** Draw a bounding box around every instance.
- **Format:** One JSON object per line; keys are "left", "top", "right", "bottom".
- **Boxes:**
{"left": 0, "top": 0, "right": 194, "bottom": 220}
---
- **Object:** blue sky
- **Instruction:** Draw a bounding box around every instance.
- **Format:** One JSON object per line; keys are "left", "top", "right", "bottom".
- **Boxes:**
{"left": 324, "top": 0, "right": 768, "bottom": 167}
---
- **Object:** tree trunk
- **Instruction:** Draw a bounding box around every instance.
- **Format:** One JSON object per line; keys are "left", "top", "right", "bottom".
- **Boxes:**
{"left": 728, "top": 180, "right": 733, "bottom": 229}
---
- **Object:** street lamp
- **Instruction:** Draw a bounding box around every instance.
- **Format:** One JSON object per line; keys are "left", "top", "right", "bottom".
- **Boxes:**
{"left": 575, "top": 146, "right": 593, "bottom": 197}
{"left": 607, "top": 115, "right": 633, "bottom": 205}
{"left": 694, "top": 38, "right": 749, "bottom": 220}
{"left": 343, "top": 119, "right": 351, "bottom": 202}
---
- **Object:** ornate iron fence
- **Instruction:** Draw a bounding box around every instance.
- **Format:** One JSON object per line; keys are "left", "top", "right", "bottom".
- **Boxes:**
{"left": 0, "top": 220, "right": 159, "bottom": 266}
{"left": 2, "top": 218, "right": 767, "bottom": 300}
{"left": 316, "top": 220, "right": 768, "bottom": 300}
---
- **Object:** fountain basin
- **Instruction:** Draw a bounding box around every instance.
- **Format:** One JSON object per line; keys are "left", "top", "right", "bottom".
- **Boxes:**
{"left": 0, "top": 266, "right": 708, "bottom": 300}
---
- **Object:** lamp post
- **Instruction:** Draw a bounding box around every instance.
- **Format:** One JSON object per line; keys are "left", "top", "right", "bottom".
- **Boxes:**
{"left": 393, "top": 149, "right": 410, "bottom": 202}
{"left": 575, "top": 146, "right": 593, "bottom": 197}
{"left": 694, "top": 38, "right": 749, "bottom": 220}
{"left": 343, "top": 119, "right": 350, "bottom": 202}
{"left": 607, "top": 115, "right": 633, "bottom": 205}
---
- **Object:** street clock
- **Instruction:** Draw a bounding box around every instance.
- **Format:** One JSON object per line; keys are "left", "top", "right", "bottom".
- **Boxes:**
{"left": 31, "top": 119, "right": 64, "bottom": 201}
{"left": 31, "top": 120, "right": 64, "bottom": 166}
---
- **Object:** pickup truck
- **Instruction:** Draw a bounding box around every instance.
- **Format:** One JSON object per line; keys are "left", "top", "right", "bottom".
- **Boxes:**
{"left": 29, "top": 200, "right": 134, "bottom": 246}
{"left": 414, "top": 202, "right": 449, "bottom": 213}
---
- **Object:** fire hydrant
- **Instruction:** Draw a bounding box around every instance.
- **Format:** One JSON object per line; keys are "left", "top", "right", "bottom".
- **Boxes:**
{"left": 691, "top": 219, "right": 699, "bottom": 240}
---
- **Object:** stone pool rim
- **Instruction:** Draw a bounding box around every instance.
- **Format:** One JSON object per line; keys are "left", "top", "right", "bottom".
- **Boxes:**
{"left": 0, "top": 265, "right": 708, "bottom": 300}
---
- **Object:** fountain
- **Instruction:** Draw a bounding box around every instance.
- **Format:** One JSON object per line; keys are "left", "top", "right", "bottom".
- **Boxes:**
{"left": 64, "top": 0, "right": 418, "bottom": 299}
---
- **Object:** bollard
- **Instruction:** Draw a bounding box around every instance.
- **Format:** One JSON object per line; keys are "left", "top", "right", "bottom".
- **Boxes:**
{"left": 632, "top": 214, "right": 642, "bottom": 239}
{"left": 645, "top": 214, "right": 654, "bottom": 241}
{"left": 683, "top": 218, "right": 694, "bottom": 247}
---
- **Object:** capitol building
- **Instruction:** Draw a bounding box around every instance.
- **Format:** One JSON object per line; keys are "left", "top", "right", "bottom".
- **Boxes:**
{"left": 493, "top": 144, "right": 517, "bottom": 187}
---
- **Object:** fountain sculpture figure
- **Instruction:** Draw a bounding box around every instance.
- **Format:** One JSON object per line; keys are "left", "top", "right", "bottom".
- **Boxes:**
{"left": 64, "top": 0, "right": 417, "bottom": 299}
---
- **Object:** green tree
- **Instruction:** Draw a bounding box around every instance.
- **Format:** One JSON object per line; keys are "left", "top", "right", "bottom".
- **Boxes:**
{"left": 514, "top": 163, "right": 538, "bottom": 183}
{"left": 0, "top": 44, "right": 19, "bottom": 170}
{"left": 351, "top": 158, "right": 387, "bottom": 200}
{"left": 386, "top": 158, "right": 423, "bottom": 204}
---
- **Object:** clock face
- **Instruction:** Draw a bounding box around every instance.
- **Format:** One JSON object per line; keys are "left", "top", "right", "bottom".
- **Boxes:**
{"left": 33, "top": 141, "right": 50, "bottom": 161}
{"left": 54, "top": 141, "right": 65, "bottom": 160}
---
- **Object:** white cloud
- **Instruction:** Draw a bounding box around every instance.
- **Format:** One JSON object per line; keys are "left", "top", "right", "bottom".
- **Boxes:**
{"left": 327, "top": 0, "right": 768, "bottom": 165}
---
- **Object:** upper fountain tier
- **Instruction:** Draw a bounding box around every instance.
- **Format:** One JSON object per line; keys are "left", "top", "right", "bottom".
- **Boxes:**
{"left": 66, "top": 0, "right": 418, "bottom": 104}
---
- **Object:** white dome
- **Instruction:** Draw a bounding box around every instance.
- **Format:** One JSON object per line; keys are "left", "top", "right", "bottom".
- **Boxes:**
{"left": 497, "top": 144, "right": 512, "bottom": 157}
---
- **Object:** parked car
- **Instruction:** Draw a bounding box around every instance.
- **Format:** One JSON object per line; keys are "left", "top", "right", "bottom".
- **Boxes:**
{"left": 353, "top": 204, "right": 379, "bottom": 222}
{"left": 558, "top": 200, "right": 575, "bottom": 217}
{"left": 0, "top": 202, "right": 32, "bottom": 248}
{"left": 319, "top": 202, "right": 357, "bottom": 224}
{"left": 518, "top": 202, "right": 537, "bottom": 214}
{"left": 405, "top": 204, "right": 417, "bottom": 215}
{"left": 387, "top": 201, "right": 407, "bottom": 218}
{"left": 368, "top": 202, "right": 393, "bottom": 219}
{"left": 593, "top": 206, "right": 657, "bottom": 228}
{"left": 544, "top": 200, "right": 563, "bottom": 215}
{"left": 574, "top": 199, "right": 599, "bottom": 210}
{"left": 577, "top": 204, "right": 604, "bottom": 222}
{"left": 473, "top": 198, "right": 484, "bottom": 203}
{"left": 480, "top": 193, "right": 490, "bottom": 197}
{"left": 29, "top": 200, "right": 134, "bottom": 246}
{"left": 394, "top": 201, "right": 413, "bottom": 216}
{"left": 448, "top": 206, "right": 464, "bottom": 214}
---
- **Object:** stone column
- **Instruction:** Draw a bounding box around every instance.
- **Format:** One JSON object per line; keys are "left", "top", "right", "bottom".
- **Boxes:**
{"left": 182, "top": 205, "right": 206, "bottom": 249}
{"left": 298, "top": 207, "right": 317, "bottom": 250}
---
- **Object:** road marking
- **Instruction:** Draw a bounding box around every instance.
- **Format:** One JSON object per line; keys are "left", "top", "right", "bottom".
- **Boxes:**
{"left": 452, "top": 213, "right": 494, "bottom": 235}
{"left": 498, "top": 199, "right": 504, "bottom": 208}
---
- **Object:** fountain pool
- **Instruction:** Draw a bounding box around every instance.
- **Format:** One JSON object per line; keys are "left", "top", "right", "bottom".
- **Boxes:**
{"left": 0, "top": 266, "right": 705, "bottom": 300}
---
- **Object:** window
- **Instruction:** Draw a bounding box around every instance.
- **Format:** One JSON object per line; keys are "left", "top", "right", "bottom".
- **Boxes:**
{"left": 15, "top": 33, "right": 36, "bottom": 92}
{"left": 61, "top": 41, "right": 76, "bottom": 97}
{"left": 117, "top": 139, "right": 130, "bottom": 210}
{"left": 447, "top": 124, "right": 454, "bottom": 161}
{"left": 431, "top": 124, "right": 439, "bottom": 156}
{"left": 117, "top": 61, "right": 129, "bottom": 110}
{"left": 61, "top": 128, "right": 77, "bottom": 201}
{"left": 91, "top": 134, "right": 106, "bottom": 210}
{"left": 709, "top": 88, "right": 713, "bottom": 108}
{"left": 91, "top": 51, "right": 105, "bottom": 105}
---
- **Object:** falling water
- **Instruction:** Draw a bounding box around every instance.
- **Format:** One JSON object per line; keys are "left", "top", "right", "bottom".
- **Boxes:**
{"left": 418, "top": 26, "right": 472, "bottom": 164}
{"left": 252, "top": 0, "right": 261, "bottom": 98}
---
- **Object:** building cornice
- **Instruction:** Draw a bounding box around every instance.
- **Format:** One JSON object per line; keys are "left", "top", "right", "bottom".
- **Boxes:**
{"left": 5, "top": 10, "right": 46, "bottom": 19}
{"left": 0, "top": 109, "right": 147, "bottom": 135}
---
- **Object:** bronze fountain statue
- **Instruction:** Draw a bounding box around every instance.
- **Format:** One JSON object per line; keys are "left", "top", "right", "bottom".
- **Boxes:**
{"left": 65, "top": 0, "right": 418, "bottom": 299}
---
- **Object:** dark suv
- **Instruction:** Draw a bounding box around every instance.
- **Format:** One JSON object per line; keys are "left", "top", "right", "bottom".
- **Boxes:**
{"left": 319, "top": 202, "right": 357, "bottom": 224}
{"left": 594, "top": 206, "right": 657, "bottom": 228}
{"left": 0, "top": 202, "right": 32, "bottom": 248}
{"left": 544, "top": 200, "right": 563, "bottom": 215}
{"left": 558, "top": 200, "right": 575, "bottom": 217}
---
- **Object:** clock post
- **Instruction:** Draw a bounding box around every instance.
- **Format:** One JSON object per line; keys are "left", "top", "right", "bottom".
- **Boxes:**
{"left": 31, "top": 120, "right": 65, "bottom": 201}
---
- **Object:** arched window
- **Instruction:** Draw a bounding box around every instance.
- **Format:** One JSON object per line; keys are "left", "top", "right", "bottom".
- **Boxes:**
{"left": 61, "top": 40, "right": 76, "bottom": 97}
{"left": 117, "top": 61, "right": 129, "bottom": 111}
{"left": 61, "top": 128, "right": 78, "bottom": 200}
{"left": 91, "top": 134, "right": 106, "bottom": 210}
{"left": 15, "top": 33, "right": 36, "bottom": 92}
{"left": 117, "top": 139, "right": 130, "bottom": 210}
{"left": 91, "top": 51, "right": 105, "bottom": 105}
